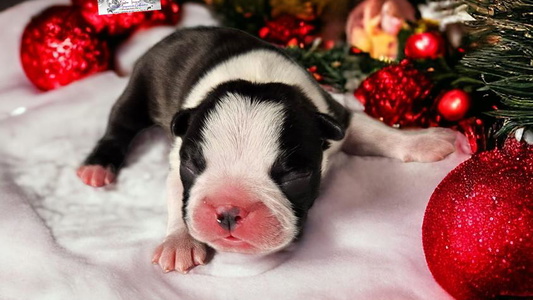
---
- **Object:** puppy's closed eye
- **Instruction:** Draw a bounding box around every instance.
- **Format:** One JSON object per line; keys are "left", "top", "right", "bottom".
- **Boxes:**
{"left": 280, "top": 172, "right": 312, "bottom": 198}
{"left": 180, "top": 161, "right": 199, "bottom": 183}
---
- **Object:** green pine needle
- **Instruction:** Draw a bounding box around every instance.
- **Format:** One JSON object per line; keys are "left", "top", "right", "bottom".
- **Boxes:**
{"left": 455, "top": 0, "right": 533, "bottom": 136}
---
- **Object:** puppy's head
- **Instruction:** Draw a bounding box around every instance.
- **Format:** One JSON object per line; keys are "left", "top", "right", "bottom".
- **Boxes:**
{"left": 171, "top": 81, "right": 344, "bottom": 254}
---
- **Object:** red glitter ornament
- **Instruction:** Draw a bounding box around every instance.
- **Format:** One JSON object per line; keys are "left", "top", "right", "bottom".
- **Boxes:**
{"left": 72, "top": 0, "right": 145, "bottom": 35}
{"left": 404, "top": 32, "right": 445, "bottom": 60}
{"left": 437, "top": 89, "right": 471, "bottom": 121}
{"left": 354, "top": 60, "right": 434, "bottom": 127}
{"left": 20, "top": 6, "right": 110, "bottom": 91}
{"left": 258, "top": 15, "right": 316, "bottom": 46}
{"left": 423, "top": 136, "right": 533, "bottom": 300}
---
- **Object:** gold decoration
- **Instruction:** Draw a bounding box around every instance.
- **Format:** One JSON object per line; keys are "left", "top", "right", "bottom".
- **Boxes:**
{"left": 414, "top": 19, "right": 440, "bottom": 33}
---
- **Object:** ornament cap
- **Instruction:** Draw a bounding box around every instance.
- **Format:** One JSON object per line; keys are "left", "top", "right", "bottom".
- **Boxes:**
{"left": 515, "top": 128, "right": 533, "bottom": 145}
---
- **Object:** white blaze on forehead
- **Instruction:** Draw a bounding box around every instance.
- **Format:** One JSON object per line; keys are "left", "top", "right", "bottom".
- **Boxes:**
{"left": 200, "top": 94, "right": 285, "bottom": 174}
{"left": 183, "top": 49, "right": 329, "bottom": 114}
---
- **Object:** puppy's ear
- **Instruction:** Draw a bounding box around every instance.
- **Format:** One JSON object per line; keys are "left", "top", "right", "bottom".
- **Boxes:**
{"left": 316, "top": 113, "right": 345, "bottom": 141}
{"left": 171, "top": 108, "right": 196, "bottom": 137}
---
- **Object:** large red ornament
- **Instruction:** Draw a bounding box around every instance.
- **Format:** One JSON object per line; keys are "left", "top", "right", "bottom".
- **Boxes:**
{"left": 354, "top": 60, "right": 433, "bottom": 127}
{"left": 423, "top": 137, "right": 533, "bottom": 300}
{"left": 404, "top": 32, "right": 445, "bottom": 60}
{"left": 437, "top": 89, "right": 471, "bottom": 121}
{"left": 20, "top": 6, "right": 110, "bottom": 91}
{"left": 258, "top": 15, "right": 316, "bottom": 46}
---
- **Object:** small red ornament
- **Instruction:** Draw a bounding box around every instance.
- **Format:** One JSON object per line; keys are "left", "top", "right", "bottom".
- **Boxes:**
{"left": 258, "top": 15, "right": 316, "bottom": 46}
{"left": 437, "top": 89, "right": 471, "bottom": 121}
{"left": 72, "top": 0, "right": 148, "bottom": 35}
{"left": 423, "top": 137, "right": 533, "bottom": 300}
{"left": 354, "top": 60, "right": 433, "bottom": 127}
{"left": 404, "top": 32, "right": 445, "bottom": 60}
{"left": 20, "top": 6, "right": 110, "bottom": 91}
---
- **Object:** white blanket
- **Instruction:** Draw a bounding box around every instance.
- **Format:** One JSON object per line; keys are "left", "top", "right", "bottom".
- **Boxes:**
{"left": 0, "top": 1, "right": 469, "bottom": 299}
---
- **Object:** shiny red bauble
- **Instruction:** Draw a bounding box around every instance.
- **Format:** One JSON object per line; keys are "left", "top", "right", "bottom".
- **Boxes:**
{"left": 354, "top": 60, "right": 433, "bottom": 127}
{"left": 20, "top": 6, "right": 110, "bottom": 91}
{"left": 437, "top": 89, "right": 471, "bottom": 121}
{"left": 423, "top": 137, "right": 533, "bottom": 300}
{"left": 404, "top": 32, "right": 445, "bottom": 60}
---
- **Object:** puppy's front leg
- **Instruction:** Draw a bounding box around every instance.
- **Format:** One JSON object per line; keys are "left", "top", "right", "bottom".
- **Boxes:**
{"left": 152, "top": 167, "right": 207, "bottom": 274}
{"left": 342, "top": 112, "right": 456, "bottom": 162}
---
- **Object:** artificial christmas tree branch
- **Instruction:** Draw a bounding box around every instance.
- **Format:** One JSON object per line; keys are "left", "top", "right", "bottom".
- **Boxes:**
{"left": 457, "top": 0, "right": 533, "bottom": 136}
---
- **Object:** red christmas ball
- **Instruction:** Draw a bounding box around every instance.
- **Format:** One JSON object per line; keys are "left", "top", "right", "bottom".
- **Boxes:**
{"left": 437, "top": 89, "right": 471, "bottom": 121}
{"left": 20, "top": 6, "right": 110, "bottom": 91}
{"left": 423, "top": 137, "right": 533, "bottom": 300}
{"left": 72, "top": 0, "right": 148, "bottom": 35}
{"left": 404, "top": 32, "right": 445, "bottom": 60}
{"left": 354, "top": 60, "right": 434, "bottom": 127}
{"left": 258, "top": 15, "right": 316, "bottom": 46}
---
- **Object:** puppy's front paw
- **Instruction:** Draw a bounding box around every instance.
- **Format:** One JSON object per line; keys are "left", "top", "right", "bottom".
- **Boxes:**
{"left": 399, "top": 127, "right": 456, "bottom": 162}
{"left": 76, "top": 165, "right": 116, "bottom": 187}
{"left": 152, "top": 231, "right": 207, "bottom": 274}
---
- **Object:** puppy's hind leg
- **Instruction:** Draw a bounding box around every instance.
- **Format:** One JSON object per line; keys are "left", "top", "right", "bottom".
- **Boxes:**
{"left": 77, "top": 72, "right": 154, "bottom": 187}
{"left": 342, "top": 112, "right": 456, "bottom": 162}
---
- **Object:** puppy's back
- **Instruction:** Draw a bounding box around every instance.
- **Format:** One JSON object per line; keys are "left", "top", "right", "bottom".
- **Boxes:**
{"left": 134, "top": 27, "right": 348, "bottom": 132}
{"left": 135, "top": 27, "right": 277, "bottom": 127}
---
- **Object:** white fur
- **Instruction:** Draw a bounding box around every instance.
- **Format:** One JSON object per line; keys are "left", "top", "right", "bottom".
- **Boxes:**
{"left": 181, "top": 48, "right": 345, "bottom": 175}
{"left": 183, "top": 49, "right": 329, "bottom": 114}
{"left": 152, "top": 147, "right": 208, "bottom": 273}
{"left": 184, "top": 94, "right": 298, "bottom": 252}
{"left": 343, "top": 112, "right": 456, "bottom": 162}
{"left": 200, "top": 94, "right": 285, "bottom": 176}
{"left": 165, "top": 149, "right": 185, "bottom": 234}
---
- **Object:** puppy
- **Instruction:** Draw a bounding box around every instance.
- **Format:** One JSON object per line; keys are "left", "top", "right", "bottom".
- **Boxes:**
{"left": 77, "top": 27, "right": 455, "bottom": 273}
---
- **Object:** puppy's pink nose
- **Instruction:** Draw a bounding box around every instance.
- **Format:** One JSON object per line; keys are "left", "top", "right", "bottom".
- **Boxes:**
{"left": 215, "top": 205, "right": 248, "bottom": 231}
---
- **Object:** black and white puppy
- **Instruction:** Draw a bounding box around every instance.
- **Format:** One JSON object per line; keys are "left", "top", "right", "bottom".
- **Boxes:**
{"left": 77, "top": 27, "right": 456, "bottom": 273}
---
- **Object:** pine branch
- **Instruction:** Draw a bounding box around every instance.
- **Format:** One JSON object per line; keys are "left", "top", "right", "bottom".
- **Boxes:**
{"left": 284, "top": 42, "right": 387, "bottom": 92}
{"left": 456, "top": 0, "right": 533, "bottom": 136}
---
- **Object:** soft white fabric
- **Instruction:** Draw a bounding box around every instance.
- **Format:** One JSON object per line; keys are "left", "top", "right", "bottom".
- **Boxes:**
{"left": 0, "top": 1, "right": 468, "bottom": 299}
